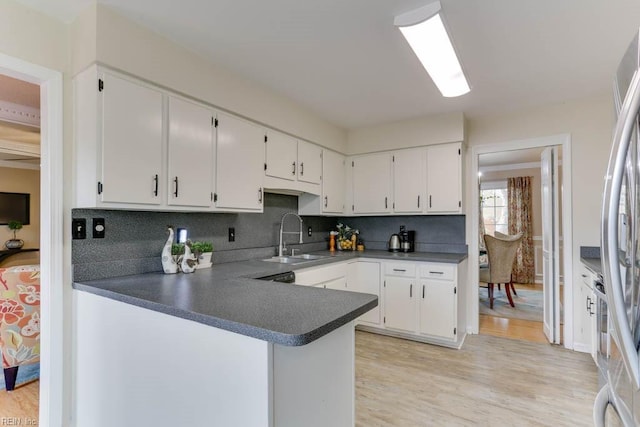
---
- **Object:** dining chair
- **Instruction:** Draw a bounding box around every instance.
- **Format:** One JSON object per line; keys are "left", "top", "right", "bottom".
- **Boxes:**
{"left": 479, "top": 233, "right": 523, "bottom": 309}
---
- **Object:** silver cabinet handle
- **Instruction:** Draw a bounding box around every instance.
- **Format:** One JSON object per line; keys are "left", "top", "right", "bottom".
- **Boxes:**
{"left": 258, "top": 188, "right": 263, "bottom": 204}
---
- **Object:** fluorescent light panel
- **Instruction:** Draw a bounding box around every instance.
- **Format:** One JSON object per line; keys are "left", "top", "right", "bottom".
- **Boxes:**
{"left": 395, "top": 3, "right": 470, "bottom": 97}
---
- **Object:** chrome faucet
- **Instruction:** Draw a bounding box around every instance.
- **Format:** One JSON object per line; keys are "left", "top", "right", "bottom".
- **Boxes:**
{"left": 278, "top": 212, "right": 303, "bottom": 257}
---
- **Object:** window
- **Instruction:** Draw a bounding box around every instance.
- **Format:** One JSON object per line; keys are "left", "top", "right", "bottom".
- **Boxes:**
{"left": 481, "top": 181, "right": 508, "bottom": 236}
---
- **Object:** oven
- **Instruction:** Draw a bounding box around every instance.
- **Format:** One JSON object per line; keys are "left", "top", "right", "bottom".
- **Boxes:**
{"left": 594, "top": 273, "right": 610, "bottom": 384}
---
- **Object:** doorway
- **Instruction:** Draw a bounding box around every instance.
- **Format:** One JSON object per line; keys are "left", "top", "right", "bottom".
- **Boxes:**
{"left": 477, "top": 146, "right": 561, "bottom": 343}
{"left": 0, "top": 53, "right": 64, "bottom": 426}
{"left": 469, "top": 134, "right": 574, "bottom": 349}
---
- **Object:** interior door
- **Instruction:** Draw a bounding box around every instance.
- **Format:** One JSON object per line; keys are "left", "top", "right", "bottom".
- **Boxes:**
{"left": 541, "top": 146, "right": 561, "bottom": 344}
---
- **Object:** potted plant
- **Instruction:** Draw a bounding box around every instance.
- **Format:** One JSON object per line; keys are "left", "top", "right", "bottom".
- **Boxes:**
{"left": 171, "top": 243, "right": 185, "bottom": 263}
{"left": 191, "top": 241, "right": 213, "bottom": 268}
{"left": 5, "top": 220, "right": 24, "bottom": 249}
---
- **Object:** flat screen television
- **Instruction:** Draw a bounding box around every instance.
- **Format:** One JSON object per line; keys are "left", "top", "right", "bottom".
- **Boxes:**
{"left": 0, "top": 192, "right": 30, "bottom": 225}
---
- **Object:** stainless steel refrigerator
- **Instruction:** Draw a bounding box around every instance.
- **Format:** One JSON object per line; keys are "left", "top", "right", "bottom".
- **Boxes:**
{"left": 597, "top": 29, "right": 640, "bottom": 426}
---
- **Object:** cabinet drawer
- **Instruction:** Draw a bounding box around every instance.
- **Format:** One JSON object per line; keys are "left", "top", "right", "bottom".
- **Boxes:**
{"left": 384, "top": 263, "right": 416, "bottom": 277}
{"left": 420, "top": 263, "right": 455, "bottom": 281}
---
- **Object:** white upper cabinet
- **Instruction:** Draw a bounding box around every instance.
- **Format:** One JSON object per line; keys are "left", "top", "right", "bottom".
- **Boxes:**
{"left": 75, "top": 68, "right": 165, "bottom": 207}
{"left": 265, "top": 131, "right": 297, "bottom": 182}
{"left": 393, "top": 148, "right": 426, "bottom": 213}
{"left": 426, "top": 143, "right": 462, "bottom": 213}
{"left": 214, "top": 112, "right": 264, "bottom": 211}
{"left": 321, "top": 150, "right": 345, "bottom": 214}
{"left": 297, "top": 141, "right": 322, "bottom": 185}
{"left": 264, "top": 131, "right": 322, "bottom": 193}
{"left": 351, "top": 153, "right": 392, "bottom": 214}
{"left": 167, "top": 97, "right": 214, "bottom": 208}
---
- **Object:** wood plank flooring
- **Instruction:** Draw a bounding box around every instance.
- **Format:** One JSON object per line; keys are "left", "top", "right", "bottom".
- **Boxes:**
{"left": 479, "top": 314, "right": 548, "bottom": 343}
{"left": 355, "top": 331, "right": 597, "bottom": 426}
{"left": 2, "top": 330, "right": 598, "bottom": 426}
{"left": 0, "top": 380, "right": 39, "bottom": 422}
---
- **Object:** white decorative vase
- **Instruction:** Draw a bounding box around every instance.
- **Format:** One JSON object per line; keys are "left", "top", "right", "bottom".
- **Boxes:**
{"left": 196, "top": 252, "right": 213, "bottom": 269}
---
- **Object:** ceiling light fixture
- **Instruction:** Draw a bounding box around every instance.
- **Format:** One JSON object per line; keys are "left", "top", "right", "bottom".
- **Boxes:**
{"left": 394, "top": 1, "right": 470, "bottom": 97}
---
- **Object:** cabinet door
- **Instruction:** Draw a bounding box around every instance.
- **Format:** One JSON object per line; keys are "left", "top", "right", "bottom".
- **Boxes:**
{"left": 265, "top": 131, "right": 297, "bottom": 181}
{"left": 426, "top": 143, "right": 462, "bottom": 213}
{"left": 347, "top": 261, "right": 381, "bottom": 325}
{"left": 167, "top": 97, "right": 214, "bottom": 207}
{"left": 100, "top": 72, "right": 163, "bottom": 205}
{"left": 352, "top": 153, "right": 392, "bottom": 214}
{"left": 324, "top": 276, "right": 347, "bottom": 290}
{"left": 383, "top": 276, "right": 416, "bottom": 332}
{"left": 575, "top": 280, "right": 595, "bottom": 354}
{"left": 393, "top": 148, "right": 426, "bottom": 213}
{"left": 419, "top": 279, "right": 456, "bottom": 340}
{"left": 215, "top": 113, "right": 264, "bottom": 211}
{"left": 297, "top": 141, "right": 322, "bottom": 185}
{"left": 322, "top": 150, "right": 345, "bottom": 213}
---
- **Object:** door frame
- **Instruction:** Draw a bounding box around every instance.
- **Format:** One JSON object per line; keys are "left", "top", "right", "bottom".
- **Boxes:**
{"left": 0, "top": 53, "right": 65, "bottom": 425}
{"left": 468, "top": 134, "right": 574, "bottom": 349}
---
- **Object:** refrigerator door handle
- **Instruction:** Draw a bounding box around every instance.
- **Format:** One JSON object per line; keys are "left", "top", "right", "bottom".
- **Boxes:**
{"left": 602, "top": 67, "right": 640, "bottom": 390}
{"left": 593, "top": 384, "right": 609, "bottom": 427}
{"left": 593, "top": 384, "right": 635, "bottom": 427}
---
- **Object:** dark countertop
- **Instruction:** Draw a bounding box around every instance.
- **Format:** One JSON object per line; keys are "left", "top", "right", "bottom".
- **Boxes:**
{"left": 73, "top": 250, "right": 466, "bottom": 347}
{"left": 581, "top": 257, "right": 602, "bottom": 275}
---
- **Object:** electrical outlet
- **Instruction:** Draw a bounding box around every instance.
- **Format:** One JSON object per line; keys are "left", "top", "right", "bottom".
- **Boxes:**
{"left": 229, "top": 227, "right": 235, "bottom": 242}
{"left": 308, "top": 226, "right": 312, "bottom": 237}
{"left": 72, "top": 218, "right": 86, "bottom": 239}
{"left": 93, "top": 218, "right": 105, "bottom": 238}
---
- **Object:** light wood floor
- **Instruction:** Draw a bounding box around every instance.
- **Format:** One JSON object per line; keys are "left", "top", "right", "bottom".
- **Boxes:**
{"left": 2, "top": 329, "right": 595, "bottom": 426}
{"left": 0, "top": 379, "right": 39, "bottom": 422}
{"left": 355, "top": 331, "right": 597, "bottom": 426}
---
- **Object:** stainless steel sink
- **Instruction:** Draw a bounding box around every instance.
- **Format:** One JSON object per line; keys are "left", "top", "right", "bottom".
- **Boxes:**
{"left": 261, "top": 254, "right": 328, "bottom": 264}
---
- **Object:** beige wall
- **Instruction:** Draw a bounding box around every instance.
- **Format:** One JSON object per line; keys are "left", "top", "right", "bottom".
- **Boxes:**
{"left": 70, "top": 4, "right": 348, "bottom": 153}
{"left": 0, "top": 166, "right": 40, "bottom": 266}
{"left": 346, "top": 112, "right": 464, "bottom": 155}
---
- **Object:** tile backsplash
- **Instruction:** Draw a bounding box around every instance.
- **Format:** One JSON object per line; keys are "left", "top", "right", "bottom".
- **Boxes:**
{"left": 72, "top": 193, "right": 466, "bottom": 281}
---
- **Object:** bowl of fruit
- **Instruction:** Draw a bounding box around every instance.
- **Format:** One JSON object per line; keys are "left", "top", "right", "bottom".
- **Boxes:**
{"left": 336, "top": 223, "right": 358, "bottom": 251}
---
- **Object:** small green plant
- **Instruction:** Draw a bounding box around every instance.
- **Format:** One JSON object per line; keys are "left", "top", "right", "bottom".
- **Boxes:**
{"left": 171, "top": 243, "right": 185, "bottom": 256}
{"left": 7, "top": 220, "right": 23, "bottom": 239}
{"left": 191, "top": 241, "right": 213, "bottom": 254}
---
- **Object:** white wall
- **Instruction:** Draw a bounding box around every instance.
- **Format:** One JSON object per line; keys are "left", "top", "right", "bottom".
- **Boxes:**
{"left": 346, "top": 112, "right": 464, "bottom": 155}
{"left": 70, "top": 4, "right": 348, "bottom": 153}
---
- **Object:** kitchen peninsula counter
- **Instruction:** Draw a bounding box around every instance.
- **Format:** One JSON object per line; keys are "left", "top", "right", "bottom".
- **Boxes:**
{"left": 72, "top": 250, "right": 464, "bottom": 427}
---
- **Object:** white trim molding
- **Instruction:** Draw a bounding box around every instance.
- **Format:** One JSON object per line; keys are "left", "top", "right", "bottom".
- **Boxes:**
{"left": 469, "top": 134, "right": 574, "bottom": 350}
{"left": 0, "top": 52, "right": 65, "bottom": 427}
{"left": 0, "top": 99, "right": 40, "bottom": 128}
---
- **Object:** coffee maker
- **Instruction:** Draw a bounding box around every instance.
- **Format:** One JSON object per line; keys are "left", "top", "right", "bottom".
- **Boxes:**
{"left": 399, "top": 226, "right": 415, "bottom": 253}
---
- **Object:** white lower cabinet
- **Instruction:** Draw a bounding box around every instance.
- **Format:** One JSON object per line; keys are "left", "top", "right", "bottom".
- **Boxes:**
{"left": 383, "top": 276, "right": 416, "bottom": 333}
{"left": 575, "top": 264, "right": 596, "bottom": 360}
{"left": 347, "top": 261, "right": 381, "bottom": 325}
{"left": 419, "top": 279, "right": 456, "bottom": 340}
{"left": 294, "top": 258, "right": 464, "bottom": 348}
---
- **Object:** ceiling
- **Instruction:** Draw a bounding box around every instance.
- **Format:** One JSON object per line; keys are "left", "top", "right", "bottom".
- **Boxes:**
{"left": 0, "top": 74, "right": 40, "bottom": 165}
{"left": 10, "top": 0, "right": 640, "bottom": 131}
